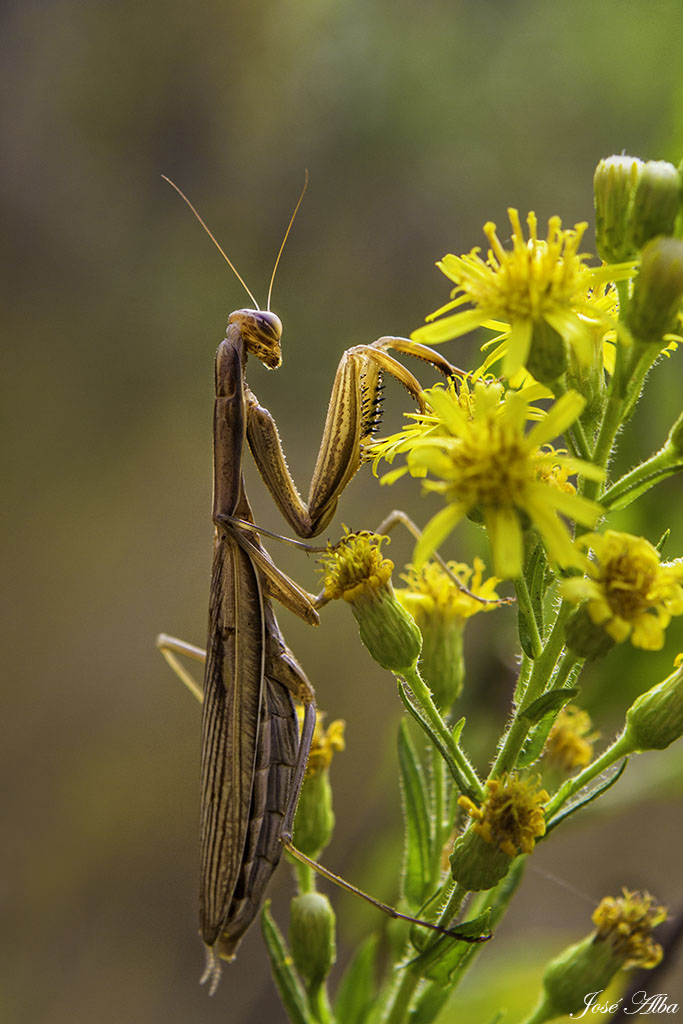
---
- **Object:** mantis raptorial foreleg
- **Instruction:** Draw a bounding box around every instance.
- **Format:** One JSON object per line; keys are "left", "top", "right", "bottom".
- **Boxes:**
{"left": 246, "top": 335, "right": 456, "bottom": 537}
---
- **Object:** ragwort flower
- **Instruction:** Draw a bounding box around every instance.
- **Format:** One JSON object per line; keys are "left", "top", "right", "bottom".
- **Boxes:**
{"left": 450, "top": 774, "right": 548, "bottom": 890}
{"left": 563, "top": 530, "right": 683, "bottom": 650}
{"left": 543, "top": 705, "right": 598, "bottom": 773}
{"left": 411, "top": 210, "right": 634, "bottom": 381}
{"left": 319, "top": 529, "right": 422, "bottom": 672}
{"left": 536, "top": 889, "right": 667, "bottom": 1020}
{"left": 371, "top": 379, "right": 603, "bottom": 579}
{"left": 592, "top": 889, "right": 667, "bottom": 969}
{"left": 395, "top": 556, "right": 502, "bottom": 707}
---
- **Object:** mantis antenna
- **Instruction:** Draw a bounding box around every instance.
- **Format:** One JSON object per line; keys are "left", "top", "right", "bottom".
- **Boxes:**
{"left": 266, "top": 169, "right": 309, "bottom": 311}
{"left": 161, "top": 174, "right": 260, "bottom": 309}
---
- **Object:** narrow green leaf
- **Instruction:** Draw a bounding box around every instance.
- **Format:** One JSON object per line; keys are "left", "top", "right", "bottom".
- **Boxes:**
{"left": 527, "top": 542, "right": 547, "bottom": 634}
{"left": 333, "top": 933, "right": 378, "bottom": 1024}
{"left": 518, "top": 542, "right": 546, "bottom": 658}
{"left": 545, "top": 759, "right": 628, "bottom": 834}
{"left": 398, "top": 719, "right": 433, "bottom": 908}
{"left": 517, "top": 688, "right": 579, "bottom": 768}
{"left": 451, "top": 716, "right": 465, "bottom": 744}
{"left": 261, "top": 901, "right": 312, "bottom": 1024}
{"left": 521, "top": 687, "right": 579, "bottom": 726}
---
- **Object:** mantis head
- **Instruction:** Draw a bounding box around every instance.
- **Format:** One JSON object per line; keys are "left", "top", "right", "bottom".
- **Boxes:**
{"left": 229, "top": 309, "right": 283, "bottom": 369}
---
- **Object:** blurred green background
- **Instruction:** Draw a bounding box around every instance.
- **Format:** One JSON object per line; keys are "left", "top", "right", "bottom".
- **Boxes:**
{"left": 3, "top": 1, "right": 683, "bottom": 1021}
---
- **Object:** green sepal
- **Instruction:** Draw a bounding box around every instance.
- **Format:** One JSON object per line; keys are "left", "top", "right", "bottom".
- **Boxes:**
{"left": 545, "top": 758, "right": 628, "bottom": 834}
{"left": 261, "top": 901, "right": 312, "bottom": 1024}
{"left": 333, "top": 933, "right": 379, "bottom": 1024}
{"left": 398, "top": 719, "right": 433, "bottom": 909}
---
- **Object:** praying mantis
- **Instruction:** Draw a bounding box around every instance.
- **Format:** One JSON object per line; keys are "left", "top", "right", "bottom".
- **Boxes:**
{"left": 156, "top": 177, "right": 467, "bottom": 991}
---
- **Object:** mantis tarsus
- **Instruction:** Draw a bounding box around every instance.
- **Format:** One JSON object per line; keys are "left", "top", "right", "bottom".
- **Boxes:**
{"left": 157, "top": 178, "right": 476, "bottom": 991}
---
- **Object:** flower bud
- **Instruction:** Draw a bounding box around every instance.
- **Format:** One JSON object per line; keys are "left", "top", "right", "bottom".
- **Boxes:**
{"left": 594, "top": 155, "right": 643, "bottom": 263}
{"left": 622, "top": 658, "right": 683, "bottom": 752}
{"left": 395, "top": 557, "right": 501, "bottom": 711}
{"left": 541, "top": 933, "right": 622, "bottom": 1018}
{"left": 564, "top": 604, "right": 615, "bottom": 660}
{"left": 294, "top": 767, "right": 335, "bottom": 859}
{"left": 294, "top": 714, "right": 344, "bottom": 857}
{"left": 289, "top": 892, "right": 336, "bottom": 990}
{"left": 320, "top": 530, "right": 422, "bottom": 673}
{"left": 628, "top": 160, "right": 682, "bottom": 251}
{"left": 451, "top": 775, "right": 547, "bottom": 890}
{"left": 534, "top": 890, "right": 665, "bottom": 1020}
{"left": 626, "top": 237, "right": 683, "bottom": 345}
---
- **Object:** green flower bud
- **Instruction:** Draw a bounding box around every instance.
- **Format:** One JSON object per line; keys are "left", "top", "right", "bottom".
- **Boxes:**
{"left": 622, "top": 659, "right": 683, "bottom": 752}
{"left": 451, "top": 775, "right": 547, "bottom": 890}
{"left": 320, "top": 530, "right": 422, "bottom": 673}
{"left": 594, "top": 155, "right": 643, "bottom": 263}
{"left": 626, "top": 237, "right": 683, "bottom": 344}
{"left": 395, "top": 558, "right": 502, "bottom": 711}
{"left": 293, "top": 715, "right": 344, "bottom": 857}
{"left": 289, "top": 892, "right": 336, "bottom": 990}
{"left": 628, "top": 160, "right": 682, "bottom": 251}
{"left": 531, "top": 890, "right": 665, "bottom": 1021}
{"left": 353, "top": 585, "right": 422, "bottom": 673}
{"left": 564, "top": 605, "right": 615, "bottom": 660}
{"left": 541, "top": 933, "right": 621, "bottom": 1018}
{"left": 293, "top": 764, "right": 336, "bottom": 858}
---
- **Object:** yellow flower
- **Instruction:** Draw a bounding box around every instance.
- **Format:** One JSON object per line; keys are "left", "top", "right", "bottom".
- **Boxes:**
{"left": 563, "top": 530, "right": 683, "bottom": 650}
{"left": 458, "top": 774, "right": 548, "bottom": 858}
{"left": 411, "top": 210, "right": 634, "bottom": 380}
{"left": 319, "top": 529, "right": 422, "bottom": 672}
{"left": 370, "top": 379, "right": 603, "bottom": 579}
{"left": 592, "top": 889, "right": 667, "bottom": 969}
{"left": 395, "top": 557, "right": 502, "bottom": 708}
{"left": 299, "top": 710, "right": 346, "bottom": 778}
{"left": 396, "top": 556, "right": 502, "bottom": 623}
{"left": 320, "top": 527, "right": 393, "bottom": 605}
{"left": 543, "top": 705, "right": 598, "bottom": 773}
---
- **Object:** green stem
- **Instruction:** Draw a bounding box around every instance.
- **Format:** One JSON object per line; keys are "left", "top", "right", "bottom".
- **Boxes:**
{"left": 600, "top": 445, "right": 683, "bottom": 511}
{"left": 430, "top": 745, "right": 446, "bottom": 889}
{"left": 545, "top": 729, "right": 631, "bottom": 817}
{"left": 377, "top": 964, "right": 423, "bottom": 1024}
{"left": 491, "top": 602, "right": 571, "bottom": 777}
{"left": 399, "top": 665, "right": 484, "bottom": 800}
{"left": 307, "top": 983, "right": 333, "bottom": 1024}
{"left": 551, "top": 648, "right": 582, "bottom": 691}
{"left": 294, "top": 858, "right": 316, "bottom": 895}
{"left": 514, "top": 574, "right": 543, "bottom": 659}
{"left": 553, "top": 376, "right": 592, "bottom": 461}
{"left": 518, "top": 995, "right": 555, "bottom": 1024}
